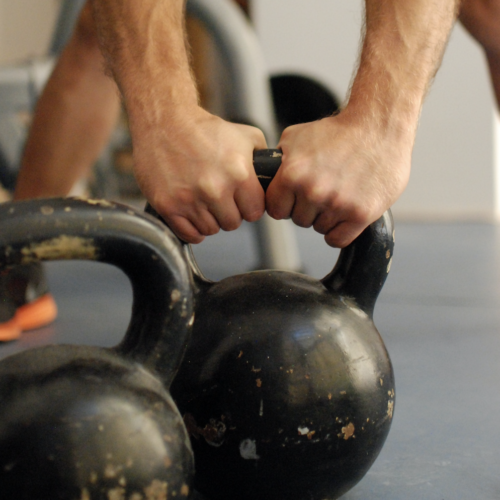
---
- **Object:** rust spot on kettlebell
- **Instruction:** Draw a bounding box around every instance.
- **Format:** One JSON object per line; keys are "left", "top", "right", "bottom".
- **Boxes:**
{"left": 40, "top": 205, "right": 54, "bottom": 215}
{"left": 171, "top": 289, "right": 181, "bottom": 303}
{"left": 81, "top": 488, "right": 91, "bottom": 500}
{"left": 341, "top": 422, "right": 355, "bottom": 440}
{"left": 76, "top": 197, "right": 116, "bottom": 208}
{"left": 144, "top": 479, "right": 168, "bottom": 499}
{"left": 104, "top": 463, "right": 122, "bottom": 479}
{"left": 107, "top": 487, "right": 125, "bottom": 500}
{"left": 21, "top": 236, "right": 97, "bottom": 263}
{"left": 387, "top": 400, "right": 394, "bottom": 419}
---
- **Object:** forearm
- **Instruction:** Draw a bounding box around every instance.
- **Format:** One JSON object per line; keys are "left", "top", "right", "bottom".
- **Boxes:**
{"left": 15, "top": 4, "right": 120, "bottom": 200}
{"left": 347, "top": 0, "right": 460, "bottom": 140}
{"left": 89, "top": 0, "right": 199, "bottom": 132}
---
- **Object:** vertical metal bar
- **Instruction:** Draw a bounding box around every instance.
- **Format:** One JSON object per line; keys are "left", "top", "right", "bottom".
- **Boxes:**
{"left": 186, "top": 0, "right": 302, "bottom": 270}
{"left": 49, "top": 0, "right": 86, "bottom": 56}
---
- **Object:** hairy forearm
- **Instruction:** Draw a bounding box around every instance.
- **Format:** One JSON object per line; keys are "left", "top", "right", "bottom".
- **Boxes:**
{"left": 347, "top": 0, "right": 460, "bottom": 139}
{"left": 89, "top": 0, "right": 268, "bottom": 244}
{"left": 89, "top": 0, "right": 198, "bottom": 127}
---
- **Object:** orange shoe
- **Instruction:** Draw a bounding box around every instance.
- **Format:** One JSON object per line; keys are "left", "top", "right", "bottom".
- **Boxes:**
{"left": 0, "top": 263, "right": 58, "bottom": 341}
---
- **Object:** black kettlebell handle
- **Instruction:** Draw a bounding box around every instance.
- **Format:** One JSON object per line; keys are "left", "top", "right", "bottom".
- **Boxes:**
{"left": 146, "top": 148, "right": 394, "bottom": 316}
{"left": 0, "top": 198, "right": 193, "bottom": 386}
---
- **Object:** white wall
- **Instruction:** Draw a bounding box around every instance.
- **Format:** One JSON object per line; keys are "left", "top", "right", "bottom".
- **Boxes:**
{"left": 0, "top": 0, "right": 60, "bottom": 64}
{"left": 253, "top": 0, "right": 498, "bottom": 221}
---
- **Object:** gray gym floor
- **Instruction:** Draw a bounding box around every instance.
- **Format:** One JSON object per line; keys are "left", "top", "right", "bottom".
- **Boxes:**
{"left": 1, "top": 217, "right": 499, "bottom": 499}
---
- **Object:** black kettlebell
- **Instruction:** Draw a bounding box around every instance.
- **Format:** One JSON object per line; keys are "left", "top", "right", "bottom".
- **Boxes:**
{"left": 149, "top": 149, "right": 396, "bottom": 500}
{"left": 0, "top": 198, "right": 195, "bottom": 499}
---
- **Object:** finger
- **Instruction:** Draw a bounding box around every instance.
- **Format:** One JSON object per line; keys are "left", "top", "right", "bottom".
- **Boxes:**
{"left": 209, "top": 197, "right": 244, "bottom": 231}
{"left": 313, "top": 210, "right": 343, "bottom": 235}
{"left": 290, "top": 193, "right": 322, "bottom": 228}
{"left": 324, "top": 220, "right": 367, "bottom": 248}
{"left": 234, "top": 177, "right": 266, "bottom": 223}
{"left": 265, "top": 175, "right": 296, "bottom": 220}
{"left": 166, "top": 215, "right": 206, "bottom": 244}
{"left": 169, "top": 205, "right": 220, "bottom": 239}
{"left": 190, "top": 208, "right": 221, "bottom": 236}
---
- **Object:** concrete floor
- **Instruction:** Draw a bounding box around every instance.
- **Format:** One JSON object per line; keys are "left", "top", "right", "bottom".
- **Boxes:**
{"left": 1, "top": 218, "right": 500, "bottom": 499}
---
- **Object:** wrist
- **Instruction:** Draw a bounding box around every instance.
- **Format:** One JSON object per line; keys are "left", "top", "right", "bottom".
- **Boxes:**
{"left": 343, "top": 59, "right": 424, "bottom": 148}
{"left": 341, "top": 92, "right": 420, "bottom": 151}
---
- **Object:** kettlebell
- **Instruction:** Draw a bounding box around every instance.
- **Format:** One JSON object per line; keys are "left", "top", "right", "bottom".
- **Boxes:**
{"left": 0, "top": 198, "right": 195, "bottom": 499}
{"left": 149, "top": 149, "right": 396, "bottom": 500}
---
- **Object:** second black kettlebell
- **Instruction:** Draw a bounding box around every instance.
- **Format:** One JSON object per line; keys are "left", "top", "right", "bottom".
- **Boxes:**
{"left": 0, "top": 198, "right": 195, "bottom": 499}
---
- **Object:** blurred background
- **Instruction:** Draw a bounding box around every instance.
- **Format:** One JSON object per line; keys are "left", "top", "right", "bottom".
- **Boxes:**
{"left": 0, "top": 2, "right": 498, "bottom": 498}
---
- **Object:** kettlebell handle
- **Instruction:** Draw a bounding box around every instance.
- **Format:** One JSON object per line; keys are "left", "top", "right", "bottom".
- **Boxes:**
{"left": 0, "top": 198, "right": 193, "bottom": 386}
{"left": 146, "top": 148, "right": 394, "bottom": 316}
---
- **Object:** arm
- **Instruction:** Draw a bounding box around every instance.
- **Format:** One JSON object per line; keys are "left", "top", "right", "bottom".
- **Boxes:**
{"left": 267, "top": 0, "right": 460, "bottom": 248}
{"left": 89, "top": 0, "right": 267, "bottom": 243}
{"left": 15, "top": 4, "right": 120, "bottom": 200}
{"left": 459, "top": 0, "right": 500, "bottom": 110}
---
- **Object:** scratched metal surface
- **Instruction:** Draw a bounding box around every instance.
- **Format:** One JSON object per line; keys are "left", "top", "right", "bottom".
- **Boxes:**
{"left": 1, "top": 220, "right": 499, "bottom": 499}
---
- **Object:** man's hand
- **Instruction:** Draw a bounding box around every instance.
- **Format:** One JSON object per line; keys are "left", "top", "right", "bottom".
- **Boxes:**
{"left": 90, "top": 0, "right": 268, "bottom": 243}
{"left": 133, "top": 108, "right": 267, "bottom": 243}
{"left": 266, "top": 111, "right": 411, "bottom": 248}
{"left": 268, "top": 0, "right": 459, "bottom": 248}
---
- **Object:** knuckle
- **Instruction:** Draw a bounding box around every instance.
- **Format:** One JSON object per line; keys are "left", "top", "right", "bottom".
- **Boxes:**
{"left": 171, "top": 223, "right": 202, "bottom": 244}
{"left": 181, "top": 232, "right": 204, "bottom": 244}
{"left": 279, "top": 124, "right": 299, "bottom": 142}
{"left": 313, "top": 219, "right": 329, "bottom": 235}
{"left": 265, "top": 200, "right": 285, "bottom": 220}
{"left": 304, "top": 184, "right": 329, "bottom": 206}
{"left": 198, "top": 221, "right": 220, "bottom": 237}
{"left": 292, "top": 214, "right": 312, "bottom": 228}
{"left": 243, "top": 207, "right": 264, "bottom": 223}
{"left": 280, "top": 165, "right": 303, "bottom": 188}
{"left": 220, "top": 219, "right": 241, "bottom": 232}
{"left": 267, "top": 209, "right": 284, "bottom": 221}
{"left": 197, "top": 177, "right": 222, "bottom": 202}
{"left": 231, "top": 158, "right": 251, "bottom": 184}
